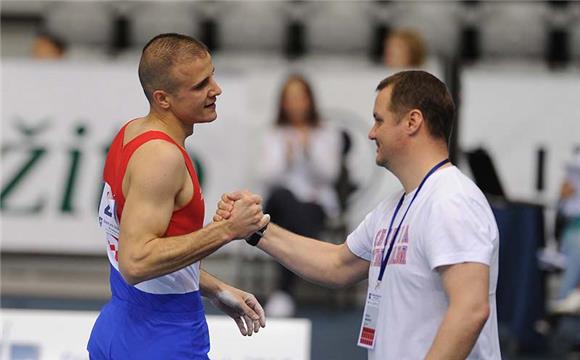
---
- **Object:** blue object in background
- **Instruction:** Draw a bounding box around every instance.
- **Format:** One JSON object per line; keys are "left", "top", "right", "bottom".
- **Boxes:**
{"left": 493, "top": 201, "right": 548, "bottom": 353}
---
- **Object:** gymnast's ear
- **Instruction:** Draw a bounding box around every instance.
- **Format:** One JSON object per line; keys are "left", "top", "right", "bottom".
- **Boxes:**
{"left": 152, "top": 90, "right": 171, "bottom": 110}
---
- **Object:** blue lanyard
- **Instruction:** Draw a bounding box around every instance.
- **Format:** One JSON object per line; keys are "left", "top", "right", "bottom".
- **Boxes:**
{"left": 377, "top": 159, "right": 450, "bottom": 282}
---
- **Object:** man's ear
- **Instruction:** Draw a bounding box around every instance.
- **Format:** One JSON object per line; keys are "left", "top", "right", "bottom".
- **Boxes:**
{"left": 407, "top": 109, "right": 424, "bottom": 135}
{"left": 152, "top": 90, "right": 171, "bottom": 110}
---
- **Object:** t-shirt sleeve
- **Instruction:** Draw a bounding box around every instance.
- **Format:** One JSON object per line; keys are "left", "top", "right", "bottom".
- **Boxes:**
{"left": 346, "top": 208, "right": 379, "bottom": 262}
{"left": 423, "top": 194, "right": 496, "bottom": 270}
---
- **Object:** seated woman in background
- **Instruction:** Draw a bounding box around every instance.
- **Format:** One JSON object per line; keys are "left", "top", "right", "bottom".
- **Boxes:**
{"left": 383, "top": 29, "right": 427, "bottom": 68}
{"left": 260, "top": 74, "right": 341, "bottom": 317}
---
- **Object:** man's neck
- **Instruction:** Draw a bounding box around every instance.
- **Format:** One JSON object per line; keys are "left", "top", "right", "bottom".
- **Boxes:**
{"left": 145, "top": 109, "right": 192, "bottom": 146}
{"left": 392, "top": 142, "right": 450, "bottom": 194}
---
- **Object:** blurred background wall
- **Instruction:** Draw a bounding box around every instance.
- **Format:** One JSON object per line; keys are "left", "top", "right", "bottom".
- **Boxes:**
{"left": 2, "top": 1, "right": 580, "bottom": 359}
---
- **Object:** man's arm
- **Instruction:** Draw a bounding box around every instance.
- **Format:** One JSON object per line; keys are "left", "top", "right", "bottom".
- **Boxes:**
{"left": 200, "top": 269, "right": 266, "bottom": 336}
{"left": 118, "top": 141, "right": 268, "bottom": 285}
{"left": 425, "top": 262, "right": 491, "bottom": 360}
{"left": 215, "top": 192, "right": 369, "bottom": 288}
{"left": 257, "top": 224, "right": 369, "bottom": 288}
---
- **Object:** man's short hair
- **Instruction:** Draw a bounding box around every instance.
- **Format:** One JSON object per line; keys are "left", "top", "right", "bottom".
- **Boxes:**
{"left": 138, "top": 33, "right": 208, "bottom": 103}
{"left": 377, "top": 70, "right": 455, "bottom": 143}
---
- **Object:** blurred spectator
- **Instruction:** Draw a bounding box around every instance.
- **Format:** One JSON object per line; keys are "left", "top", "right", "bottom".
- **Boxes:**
{"left": 553, "top": 147, "right": 580, "bottom": 314}
{"left": 382, "top": 29, "right": 426, "bottom": 68}
{"left": 32, "top": 32, "right": 67, "bottom": 59}
{"left": 260, "top": 74, "right": 341, "bottom": 317}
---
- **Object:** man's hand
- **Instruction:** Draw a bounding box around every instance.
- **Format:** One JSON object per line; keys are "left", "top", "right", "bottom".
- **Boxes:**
{"left": 208, "top": 284, "right": 266, "bottom": 336}
{"left": 213, "top": 192, "right": 237, "bottom": 222}
{"left": 213, "top": 191, "right": 260, "bottom": 221}
{"left": 214, "top": 192, "right": 269, "bottom": 239}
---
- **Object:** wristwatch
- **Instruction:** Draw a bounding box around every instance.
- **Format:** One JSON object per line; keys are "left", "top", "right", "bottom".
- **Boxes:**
{"left": 245, "top": 224, "right": 268, "bottom": 246}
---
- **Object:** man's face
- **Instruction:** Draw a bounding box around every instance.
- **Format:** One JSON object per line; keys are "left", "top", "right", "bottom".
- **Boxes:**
{"left": 368, "top": 86, "right": 406, "bottom": 169}
{"left": 168, "top": 54, "right": 222, "bottom": 124}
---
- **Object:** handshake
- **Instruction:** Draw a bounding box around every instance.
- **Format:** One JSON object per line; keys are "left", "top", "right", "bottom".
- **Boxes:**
{"left": 213, "top": 191, "right": 271, "bottom": 242}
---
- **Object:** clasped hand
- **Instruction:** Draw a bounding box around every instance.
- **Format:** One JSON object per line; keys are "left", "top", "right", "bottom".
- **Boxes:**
{"left": 214, "top": 190, "right": 269, "bottom": 239}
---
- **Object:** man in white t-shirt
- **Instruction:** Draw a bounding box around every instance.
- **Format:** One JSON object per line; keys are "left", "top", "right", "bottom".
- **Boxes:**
{"left": 216, "top": 70, "right": 501, "bottom": 359}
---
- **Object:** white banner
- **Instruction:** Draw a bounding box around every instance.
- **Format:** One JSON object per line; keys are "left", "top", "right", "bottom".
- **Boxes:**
{"left": 8, "top": 59, "right": 572, "bottom": 254}
{"left": 461, "top": 67, "right": 580, "bottom": 204}
{"left": 0, "top": 309, "right": 311, "bottom": 360}
{"left": 1, "top": 60, "right": 393, "bottom": 254}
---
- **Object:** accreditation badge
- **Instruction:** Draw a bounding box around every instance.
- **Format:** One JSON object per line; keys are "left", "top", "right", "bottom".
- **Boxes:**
{"left": 357, "top": 288, "right": 382, "bottom": 349}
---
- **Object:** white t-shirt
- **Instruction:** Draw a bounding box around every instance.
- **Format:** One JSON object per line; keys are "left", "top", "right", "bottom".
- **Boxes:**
{"left": 347, "top": 166, "right": 501, "bottom": 360}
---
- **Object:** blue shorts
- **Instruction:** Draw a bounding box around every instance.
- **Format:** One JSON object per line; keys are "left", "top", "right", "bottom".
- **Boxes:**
{"left": 87, "top": 268, "right": 210, "bottom": 359}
